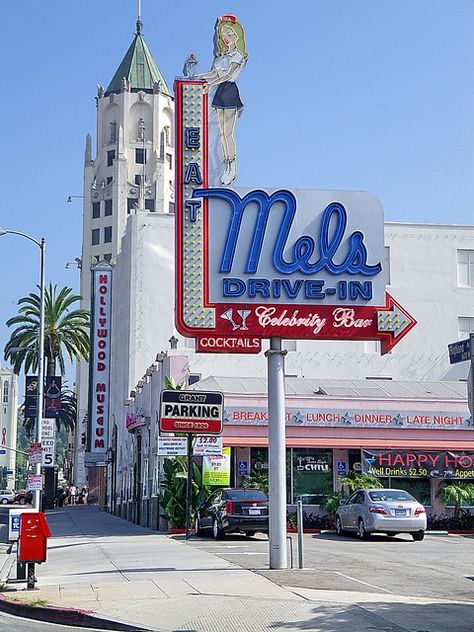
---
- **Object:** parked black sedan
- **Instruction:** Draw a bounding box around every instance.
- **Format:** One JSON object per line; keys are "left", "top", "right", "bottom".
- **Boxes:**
{"left": 14, "top": 490, "right": 33, "bottom": 505}
{"left": 196, "top": 488, "right": 269, "bottom": 539}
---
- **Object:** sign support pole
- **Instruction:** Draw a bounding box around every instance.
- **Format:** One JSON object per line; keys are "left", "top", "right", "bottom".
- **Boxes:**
{"left": 185, "top": 435, "right": 193, "bottom": 540}
{"left": 266, "top": 337, "right": 287, "bottom": 569}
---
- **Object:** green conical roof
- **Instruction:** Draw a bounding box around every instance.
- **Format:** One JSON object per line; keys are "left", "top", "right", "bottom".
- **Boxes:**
{"left": 105, "top": 20, "right": 171, "bottom": 97}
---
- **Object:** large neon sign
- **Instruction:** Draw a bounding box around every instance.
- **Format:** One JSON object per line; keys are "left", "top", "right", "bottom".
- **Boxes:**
{"left": 175, "top": 21, "right": 416, "bottom": 354}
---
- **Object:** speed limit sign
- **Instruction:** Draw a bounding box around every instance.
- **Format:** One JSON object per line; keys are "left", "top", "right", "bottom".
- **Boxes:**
{"left": 41, "top": 419, "right": 56, "bottom": 467}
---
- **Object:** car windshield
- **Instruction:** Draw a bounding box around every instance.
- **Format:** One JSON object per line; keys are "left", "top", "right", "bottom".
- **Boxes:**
{"left": 225, "top": 490, "right": 268, "bottom": 501}
{"left": 369, "top": 490, "right": 415, "bottom": 502}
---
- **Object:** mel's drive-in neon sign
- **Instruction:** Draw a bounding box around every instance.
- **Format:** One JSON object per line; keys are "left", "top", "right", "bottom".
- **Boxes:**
{"left": 175, "top": 16, "right": 416, "bottom": 354}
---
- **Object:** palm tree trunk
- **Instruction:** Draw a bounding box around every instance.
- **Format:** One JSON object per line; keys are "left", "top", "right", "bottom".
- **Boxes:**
{"left": 47, "top": 356, "right": 55, "bottom": 377}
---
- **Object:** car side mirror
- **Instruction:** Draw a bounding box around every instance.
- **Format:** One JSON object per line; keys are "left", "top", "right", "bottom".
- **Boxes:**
{"left": 339, "top": 499, "right": 346, "bottom": 505}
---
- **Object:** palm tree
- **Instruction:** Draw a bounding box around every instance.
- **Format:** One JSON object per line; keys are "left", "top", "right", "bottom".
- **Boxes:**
{"left": 4, "top": 284, "right": 89, "bottom": 436}
{"left": 4, "top": 284, "right": 89, "bottom": 376}
{"left": 439, "top": 482, "right": 474, "bottom": 519}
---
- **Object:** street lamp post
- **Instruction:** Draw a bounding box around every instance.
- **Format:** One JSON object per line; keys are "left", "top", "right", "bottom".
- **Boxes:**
{"left": 0, "top": 228, "right": 45, "bottom": 511}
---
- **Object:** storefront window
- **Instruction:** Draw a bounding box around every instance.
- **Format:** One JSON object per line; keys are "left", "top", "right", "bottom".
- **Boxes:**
{"left": 379, "top": 477, "right": 431, "bottom": 506}
{"left": 292, "top": 449, "right": 333, "bottom": 505}
{"left": 250, "top": 448, "right": 292, "bottom": 503}
{"left": 250, "top": 448, "right": 334, "bottom": 504}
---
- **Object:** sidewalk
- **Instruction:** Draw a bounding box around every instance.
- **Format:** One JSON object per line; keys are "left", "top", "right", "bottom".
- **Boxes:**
{"left": 1, "top": 506, "right": 473, "bottom": 631}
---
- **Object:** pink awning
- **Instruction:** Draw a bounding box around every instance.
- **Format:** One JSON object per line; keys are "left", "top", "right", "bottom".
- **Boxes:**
{"left": 223, "top": 436, "right": 474, "bottom": 450}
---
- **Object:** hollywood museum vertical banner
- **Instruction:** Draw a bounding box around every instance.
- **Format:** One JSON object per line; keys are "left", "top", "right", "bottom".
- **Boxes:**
{"left": 89, "top": 266, "right": 112, "bottom": 456}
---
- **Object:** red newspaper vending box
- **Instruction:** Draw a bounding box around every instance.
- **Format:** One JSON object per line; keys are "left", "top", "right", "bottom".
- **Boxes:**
{"left": 18, "top": 512, "right": 51, "bottom": 563}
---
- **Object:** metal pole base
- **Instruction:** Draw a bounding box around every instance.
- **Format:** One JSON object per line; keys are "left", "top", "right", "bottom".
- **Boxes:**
{"left": 27, "top": 563, "right": 36, "bottom": 589}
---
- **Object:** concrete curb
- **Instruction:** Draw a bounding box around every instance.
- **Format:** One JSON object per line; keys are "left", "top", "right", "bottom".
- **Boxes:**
{"left": 0, "top": 594, "right": 154, "bottom": 631}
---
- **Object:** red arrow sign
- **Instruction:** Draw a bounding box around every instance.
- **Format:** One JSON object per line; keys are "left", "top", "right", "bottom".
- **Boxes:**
{"left": 193, "top": 293, "right": 416, "bottom": 355}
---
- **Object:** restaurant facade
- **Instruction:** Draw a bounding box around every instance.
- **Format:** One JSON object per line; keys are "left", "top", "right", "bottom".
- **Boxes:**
{"left": 116, "top": 351, "right": 472, "bottom": 526}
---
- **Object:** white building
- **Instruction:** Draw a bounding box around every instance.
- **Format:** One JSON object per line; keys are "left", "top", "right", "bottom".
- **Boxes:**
{"left": 0, "top": 368, "right": 18, "bottom": 490}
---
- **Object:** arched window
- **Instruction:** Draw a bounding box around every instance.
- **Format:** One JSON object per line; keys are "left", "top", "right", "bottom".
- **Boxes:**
{"left": 3, "top": 381, "right": 8, "bottom": 404}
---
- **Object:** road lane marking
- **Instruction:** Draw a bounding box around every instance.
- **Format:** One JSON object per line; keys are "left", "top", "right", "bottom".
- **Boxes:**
{"left": 333, "top": 571, "right": 394, "bottom": 594}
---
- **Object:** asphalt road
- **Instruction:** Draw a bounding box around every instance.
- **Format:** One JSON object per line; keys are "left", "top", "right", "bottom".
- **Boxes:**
{"left": 186, "top": 531, "right": 474, "bottom": 602}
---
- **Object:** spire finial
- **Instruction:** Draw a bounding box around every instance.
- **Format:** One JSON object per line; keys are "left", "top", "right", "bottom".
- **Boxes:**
{"left": 136, "top": 0, "right": 142, "bottom": 34}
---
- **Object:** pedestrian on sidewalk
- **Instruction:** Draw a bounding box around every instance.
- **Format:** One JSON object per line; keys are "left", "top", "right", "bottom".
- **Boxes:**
{"left": 69, "top": 484, "right": 77, "bottom": 505}
{"left": 78, "top": 486, "right": 88, "bottom": 505}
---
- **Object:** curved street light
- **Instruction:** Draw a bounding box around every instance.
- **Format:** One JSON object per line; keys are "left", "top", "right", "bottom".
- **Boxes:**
{"left": 0, "top": 228, "right": 45, "bottom": 511}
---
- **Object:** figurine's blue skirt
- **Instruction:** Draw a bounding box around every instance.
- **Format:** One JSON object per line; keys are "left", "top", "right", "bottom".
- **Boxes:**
{"left": 212, "top": 81, "right": 243, "bottom": 109}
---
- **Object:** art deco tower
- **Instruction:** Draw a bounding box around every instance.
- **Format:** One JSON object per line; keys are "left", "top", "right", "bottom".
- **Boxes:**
{"left": 74, "top": 16, "right": 175, "bottom": 485}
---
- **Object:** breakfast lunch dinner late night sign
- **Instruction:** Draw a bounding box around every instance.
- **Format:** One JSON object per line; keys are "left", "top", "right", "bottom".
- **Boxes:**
{"left": 175, "top": 15, "right": 416, "bottom": 354}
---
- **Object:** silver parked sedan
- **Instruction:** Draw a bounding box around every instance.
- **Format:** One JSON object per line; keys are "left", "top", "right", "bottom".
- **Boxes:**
{"left": 336, "top": 489, "right": 426, "bottom": 541}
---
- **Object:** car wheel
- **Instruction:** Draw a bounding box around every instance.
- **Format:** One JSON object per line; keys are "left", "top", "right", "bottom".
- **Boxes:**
{"left": 19, "top": 498, "right": 26, "bottom": 505}
{"left": 0, "top": 498, "right": 8, "bottom": 505}
{"left": 212, "top": 519, "right": 224, "bottom": 540}
{"left": 245, "top": 531, "right": 256, "bottom": 538}
{"left": 357, "top": 518, "right": 369, "bottom": 540}
{"left": 335, "top": 515, "right": 345, "bottom": 536}
{"left": 412, "top": 531, "right": 425, "bottom": 542}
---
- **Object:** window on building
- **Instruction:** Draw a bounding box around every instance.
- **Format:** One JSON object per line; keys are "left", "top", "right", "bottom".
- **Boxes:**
{"left": 107, "top": 150, "right": 116, "bottom": 167}
{"left": 145, "top": 199, "right": 155, "bottom": 212}
{"left": 166, "top": 153, "right": 173, "bottom": 170}
{"left": 457, "top": 250, "right": 474, "bottom": 288}
{"left": 91, "top": 228, "right": 100, "bottom": 245}
{"left": 104, "top": 199, "right": 113, "bottom": 216}
{"left": 459, "top": 317, "right": 474, "bottom": 340}
{"left": 109, "top": 121, "right": 117, "bottom": 143}
{"left": 364, "top": 340, "right": 381, "bottom": 354}
{"left": 169, "top": 202, "right": 175, "bottom": 214}
{"left": 292, "top": 448, "right": 333, "bottom": 505}
{"left": 107, "top": 176, "right": 113, "bottom": 184}
{"left": 92, "top": 202, "right": 100, "bottom": 219}
{"left": 249, "top": 448, "right": 334, "bottom": 505}
{"left": 104, "top": 253, "right": 112, "bottom": 262}
{"left": 3, "top": 381, "right": 8, "bottom": 404}
{"left": 127, "top": 198, "right": 138, "bottom": 214}
{"left": 385, "top": 246, "right": 391, "bottom": 285}
{"left": 250, "top": 448, "right": 291, "bottom": 503}
{"left": 159, "top": 131, "right": 165, "bottom": 159}
{"left": 135, "top": 148, "right": 146, "bottom": 164}
{"left": 104, "top": 226, "right": 112, "bottom": 243}
{"left": 379, "top": 477, "right": 431, "bottom": 506}
{"left": 135, "top": 174, "right": 143, "bottom": 185}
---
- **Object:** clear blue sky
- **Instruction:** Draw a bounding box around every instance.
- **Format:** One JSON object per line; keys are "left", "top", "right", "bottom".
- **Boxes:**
{"left": 1, "top": 0, "right": 473, "bottom": 383}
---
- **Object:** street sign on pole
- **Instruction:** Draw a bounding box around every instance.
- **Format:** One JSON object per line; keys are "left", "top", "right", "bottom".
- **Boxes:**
{"left": 448, "top": 335, "right": 474, "bottom": 419}
{"left": 159, "top": 390, "right": 224, "bottom": 434}
{"left": 157, "top": 437, "right": 188, "bottom": 456}
{"left": 448, "top": 336, "right": 472, "bottom": 364}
